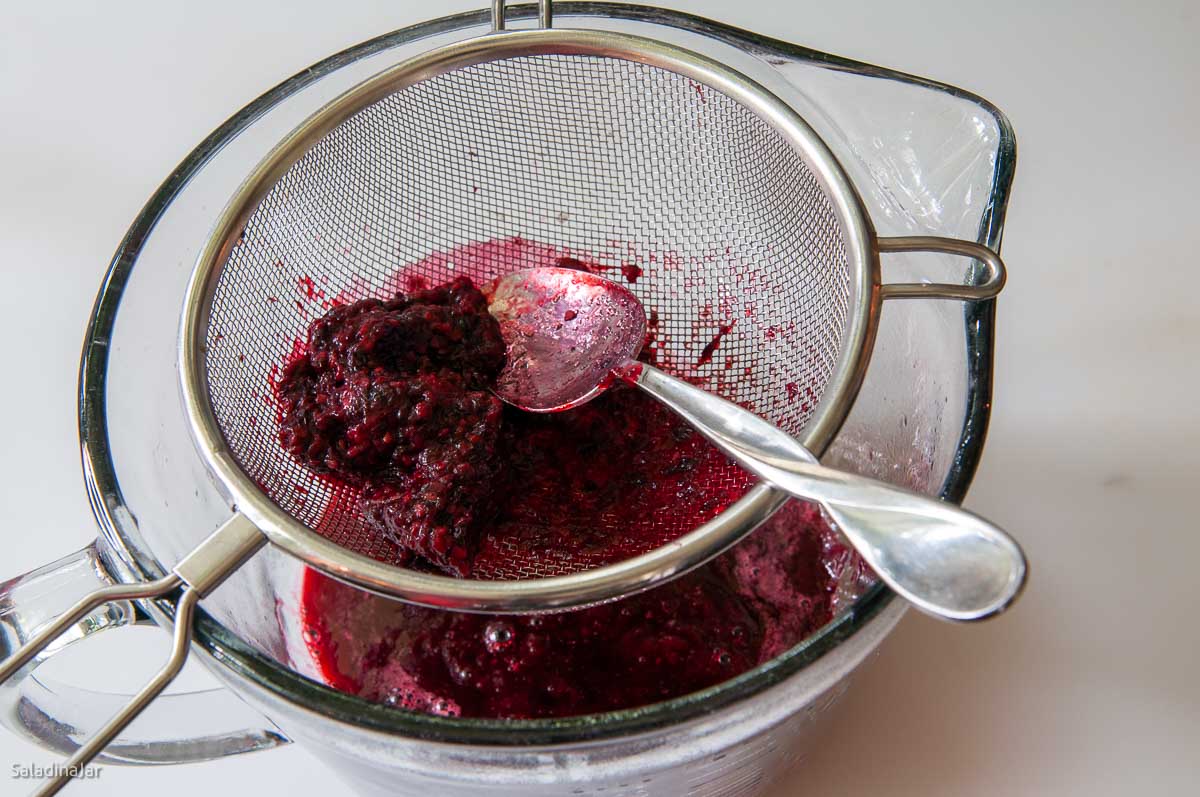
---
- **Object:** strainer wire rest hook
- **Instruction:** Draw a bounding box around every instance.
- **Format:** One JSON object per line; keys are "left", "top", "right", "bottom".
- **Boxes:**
{"left": 492, "top": 0, "right": 553, "bottom": 30}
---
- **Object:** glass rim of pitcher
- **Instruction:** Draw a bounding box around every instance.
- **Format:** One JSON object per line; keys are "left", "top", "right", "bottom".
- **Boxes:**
{"left": 78, "top": 2, "right": 1013, "bottom": 744}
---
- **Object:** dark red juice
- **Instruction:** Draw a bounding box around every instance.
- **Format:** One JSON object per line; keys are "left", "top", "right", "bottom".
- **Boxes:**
{"left": 299, "top": 499, "right": 864, "bottom": 719}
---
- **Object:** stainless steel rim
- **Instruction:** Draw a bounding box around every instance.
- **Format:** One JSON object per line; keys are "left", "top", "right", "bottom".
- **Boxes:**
{"left": 179, "top": 21, "right": 880, "bottom": 611}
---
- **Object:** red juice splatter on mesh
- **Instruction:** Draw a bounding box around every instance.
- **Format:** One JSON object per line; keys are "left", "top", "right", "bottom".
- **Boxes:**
{"left": 298, "top": 275, "right": 318, "bottom": 300}
{"left": 696, "top": 322, "right": 734, "bottom": 367}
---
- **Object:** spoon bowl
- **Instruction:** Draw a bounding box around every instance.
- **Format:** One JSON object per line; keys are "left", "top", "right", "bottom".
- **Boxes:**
{"left": 487, "top": 267, "right": 646, "bottom": 412}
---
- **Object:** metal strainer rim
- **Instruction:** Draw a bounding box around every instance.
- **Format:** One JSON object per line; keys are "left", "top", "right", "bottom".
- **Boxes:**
{"left": 179, "top": 27, "right": 878, "bottom": 612}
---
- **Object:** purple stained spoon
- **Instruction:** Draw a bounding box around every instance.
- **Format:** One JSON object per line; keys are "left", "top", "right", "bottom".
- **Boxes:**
{"left": 486, "top": 266, "right": 1026, "bottom": 622}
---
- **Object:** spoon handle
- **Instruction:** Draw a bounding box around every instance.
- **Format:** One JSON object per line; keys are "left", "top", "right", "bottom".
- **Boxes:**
{"left": 626, "top": 362, "right": 1027, "bottom": 621}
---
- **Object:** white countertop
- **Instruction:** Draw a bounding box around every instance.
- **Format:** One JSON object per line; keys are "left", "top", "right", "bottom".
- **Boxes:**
{"left": 2, "top": 1, "right": 1197, "bottom": 795}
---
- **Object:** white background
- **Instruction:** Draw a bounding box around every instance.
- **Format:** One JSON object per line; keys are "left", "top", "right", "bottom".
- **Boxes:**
{"left": 2, "top": 1, "right": 1198, "bottom": 795}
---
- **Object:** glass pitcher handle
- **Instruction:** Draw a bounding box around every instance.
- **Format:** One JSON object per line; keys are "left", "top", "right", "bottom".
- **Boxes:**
{"left": 0, "top": 541, "right": 289, "bottom": 768}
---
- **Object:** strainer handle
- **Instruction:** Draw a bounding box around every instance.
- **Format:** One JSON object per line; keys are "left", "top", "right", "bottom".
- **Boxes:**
{"left": 0, "top": 542, "right": 286, "bottom": 765}
{"left": 0, "top": 516, "right": 266, "bottom": 795}
{"left": 877, "top": 236, "right": 1007, "bottom": 300}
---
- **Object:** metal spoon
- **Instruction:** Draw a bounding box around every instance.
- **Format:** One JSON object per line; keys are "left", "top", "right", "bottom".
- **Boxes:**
{"left": 487, "top": 266, "right": 1026, "bottom": 621}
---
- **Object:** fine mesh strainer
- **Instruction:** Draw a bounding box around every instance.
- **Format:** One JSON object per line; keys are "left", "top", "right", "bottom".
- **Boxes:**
{"left": 1, "top": 2, "right": 1015, "bottom": 790}
{"left": 204, "top": 46, "right": 853, "bottom": 582}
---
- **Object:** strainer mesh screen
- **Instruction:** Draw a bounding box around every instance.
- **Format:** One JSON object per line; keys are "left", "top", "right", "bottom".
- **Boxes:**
{"left": 204, "top": 54, "right": 850, "bottom": 577}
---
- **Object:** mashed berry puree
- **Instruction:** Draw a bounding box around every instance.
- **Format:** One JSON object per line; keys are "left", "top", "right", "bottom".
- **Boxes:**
{"left": 278, "top": 243, "right": 871, "bottom": 719}
{"left": 277, "top": 278, "right": 506, "bottom": 575}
